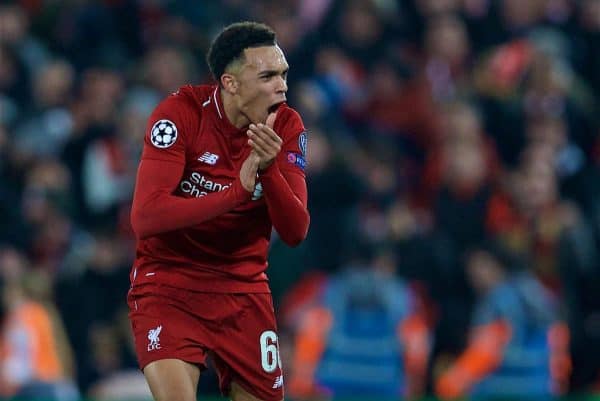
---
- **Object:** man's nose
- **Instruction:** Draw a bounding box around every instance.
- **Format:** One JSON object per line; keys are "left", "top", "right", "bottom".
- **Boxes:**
{"left": 276, "top": 76, "right": 287, "bottom": 93}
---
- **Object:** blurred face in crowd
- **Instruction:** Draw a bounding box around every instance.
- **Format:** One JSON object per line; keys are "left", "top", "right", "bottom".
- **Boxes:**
{"left": 526, "top": 52, "right": 569, "bottom": 98}
{"left": 0, "top": 247, "right": 28, "bottom": 312}
{"left": 440, "top": 102, "right": 487, "bottom": 191}
{"left": 339, "top": 0, "right": 382, "bottom": 46}
{"left": 466, "top": 250, "right": 505, "bottom": 294}
{"left": 0, "top": 247, "right": 27, "bottom": 284}
{"left": 526, "top": 117, "right": 567, "bottom": 151}
{"left": 370, "top": 59, "right": 404, "bottom": 98}
{"left": 80, "top": 69, "right": 124, "bottom": 122}
{"left": 580, "top": 0, "right": 600, "bottom": 30}
{"left": 91, "top": 235, "right": 124, "bottom": 273}
{"left": 502, "top": 0, "right": 544, "bottom": 29}
{"left": 518, "top": 156, "right": 558, "bottom": 214}
{"left": 443, "top": 140, "right": 487, "bottom": 192}
{"left": 443, "top": 102, "right": 481, "bottom": 141}
{"left": 22, "top": 159, "right": 71, "bottom": 225}
{"left": 425, "top": 14, "right": 470, "bottom": 66}
{"left": 33, "top": 60, "right": 74, "bottom": 108}
{"left": 305, "top": 129, "right": 331, "bottom": 172}
{"left": 224, "top": 45, "right": 289, "bottom": 126}
{"left": 261, "top": 7, "right": 301, "bottom": 52}
{"left": 0, "top": 5, "right": 27, "bottom": 44}
{"left": 146, "top": 46, "right": 191, "bottom": 95}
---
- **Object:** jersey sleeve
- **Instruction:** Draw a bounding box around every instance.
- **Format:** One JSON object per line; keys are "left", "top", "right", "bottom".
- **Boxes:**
{"left": 141, "top": 94, "right": 190, "bottom": 164}
{"left": 259, "top": 108, "right": 310, "bottom": 247}
{"left": 130, "top": 94, "right": 251, "bottom": 239}
{"left": 274, "top": 107, "right": 308, "bottom": 177}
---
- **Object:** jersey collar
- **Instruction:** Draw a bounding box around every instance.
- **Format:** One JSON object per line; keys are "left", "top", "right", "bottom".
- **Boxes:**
{"left": 213, "top": 86, "right": 245, "bottom": 134}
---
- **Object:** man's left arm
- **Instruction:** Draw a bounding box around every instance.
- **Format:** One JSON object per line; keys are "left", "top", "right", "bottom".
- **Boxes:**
{"left": 247, "top": 110, "right": 310, "bottom": 246}
{"left": 260, "top": 161, "right": 309, "bottom": 246}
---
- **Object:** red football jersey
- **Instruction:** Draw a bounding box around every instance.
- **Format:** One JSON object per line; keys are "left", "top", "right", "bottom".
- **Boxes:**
{"left": 130, "top": 85, "right": 309, "bottom": 293}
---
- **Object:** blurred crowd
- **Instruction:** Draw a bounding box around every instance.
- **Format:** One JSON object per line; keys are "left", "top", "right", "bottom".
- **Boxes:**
{"left": 0, "top": 0, "right": 599, "bottom": 400}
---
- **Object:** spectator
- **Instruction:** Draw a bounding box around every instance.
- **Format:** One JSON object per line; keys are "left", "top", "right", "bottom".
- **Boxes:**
{"left": 288, "top": 248, "right": 430, "bottom": 399}
{"left": 0, "top": 247, "right": 79, "bottom": 401}
{"left": 435, "top": 240, "right": 570, "bottom": 399}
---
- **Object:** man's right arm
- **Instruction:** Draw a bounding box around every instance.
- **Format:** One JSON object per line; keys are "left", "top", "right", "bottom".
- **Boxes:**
{"left": 130, "top": 158, "right": 252, "bottom": 239}
{"left": 130, "top": 94, "right": 256, "bottom": 240}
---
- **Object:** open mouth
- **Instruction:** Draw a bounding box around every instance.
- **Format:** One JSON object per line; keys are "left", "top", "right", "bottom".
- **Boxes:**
{"left": 268, "top": 101, "right": 284, "bottom": 114}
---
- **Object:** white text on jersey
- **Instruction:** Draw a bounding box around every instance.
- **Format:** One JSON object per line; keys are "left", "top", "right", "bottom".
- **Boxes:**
{"left": 180, "top": 172, "right": 232, "bottom": 198}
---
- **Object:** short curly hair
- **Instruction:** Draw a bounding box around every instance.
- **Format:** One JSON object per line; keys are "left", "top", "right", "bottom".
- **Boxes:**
{"left": 207, "top": 21, "right": 277, "bottom": 83}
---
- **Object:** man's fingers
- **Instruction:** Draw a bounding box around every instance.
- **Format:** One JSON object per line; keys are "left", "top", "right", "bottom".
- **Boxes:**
{"left": 247, "top": 121, "right": 281, "bottom": 171}
{"left": 247, "top": 129, "right": 268, "bottom": 148}
{"left": 266, "top": 112, "right": 277, "bottom": 129}
{"left": 240, "top": 152, "right": 261, "bottom": 191}
{"left": 247, "top": 129, "right": 281, "bottom": 153}
{"left": 249, "top": 123, "right": 282, "bottom": 145}
{"left": 248, "top": 139, "right": 270, "bottom": 159}
{"left": 247, "top": 134, "right": 272, "bottom": 154}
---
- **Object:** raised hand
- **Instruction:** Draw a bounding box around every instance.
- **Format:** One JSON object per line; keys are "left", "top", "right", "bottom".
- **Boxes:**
{"left": 239, "top": 151, "right": 261, "bottom": 192}
{"left": 247, "top": 112, "right": 282, "bottom": 170}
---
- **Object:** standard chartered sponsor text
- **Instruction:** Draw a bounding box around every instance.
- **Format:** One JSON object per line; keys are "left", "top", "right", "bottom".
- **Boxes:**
{"left": 180, "top": 172, "right": 232, "bottom": 197}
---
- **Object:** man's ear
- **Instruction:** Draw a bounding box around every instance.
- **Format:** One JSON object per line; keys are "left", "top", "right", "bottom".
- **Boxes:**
{"left": 221, "top": 74, "right": 238, "bottom": 94}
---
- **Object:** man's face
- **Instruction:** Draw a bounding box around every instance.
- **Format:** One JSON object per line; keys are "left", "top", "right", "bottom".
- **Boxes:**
{"left": 232, "top": 45, "right": 289, "bottom": 124}
{"left": 466, "top": 251, "right": 503, "bottom": 294}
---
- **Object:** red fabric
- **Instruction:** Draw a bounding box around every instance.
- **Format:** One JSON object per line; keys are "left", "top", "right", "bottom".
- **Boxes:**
{"left": 260, "top": 161, "right": 309, "bottom": 246}
{"left": 130, "top": 158, "right": 250, "bottom": 238}
{"left": 488, "top": 40, "right": 533, "bottom": 90}
{"left": 130, "top": 85, "right": 309, "bottom": 293}
{"left": 127, "top": 285, "right": 284, "bottom": 401}
{"left": 485, "top": 191, "right": 525, "bottom": 235}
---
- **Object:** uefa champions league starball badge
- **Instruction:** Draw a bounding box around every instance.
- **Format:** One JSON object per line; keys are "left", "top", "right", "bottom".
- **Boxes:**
{"left": 150, "top": 119, "right": 178, "bottom": 148}
{"left": 298, "top": 131, "right": 307, "bottom": 156}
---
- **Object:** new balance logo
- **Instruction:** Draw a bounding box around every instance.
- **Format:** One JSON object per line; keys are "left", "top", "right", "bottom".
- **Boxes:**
{"left": 272, "top": 375, "right": 284, "bottom": 389}
{"left": 147, "top": 325, "right": 162, "bottom": 351}
{"left": 198, "top": 152, "right": 219, "bottom": 165}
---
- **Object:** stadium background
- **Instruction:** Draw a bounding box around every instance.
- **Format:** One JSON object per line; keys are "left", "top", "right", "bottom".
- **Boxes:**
{"left": 0, "top": 0, "right": 599, "bottom": 399}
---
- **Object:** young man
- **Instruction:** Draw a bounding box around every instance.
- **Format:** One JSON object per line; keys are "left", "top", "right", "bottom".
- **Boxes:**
{"left": 127, "top": 22, "right": 310, "bottom": 401}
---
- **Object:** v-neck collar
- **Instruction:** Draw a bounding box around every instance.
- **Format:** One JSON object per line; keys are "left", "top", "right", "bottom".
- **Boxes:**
{"left": 213, "top": 86, "right": 247, "bottom": 135}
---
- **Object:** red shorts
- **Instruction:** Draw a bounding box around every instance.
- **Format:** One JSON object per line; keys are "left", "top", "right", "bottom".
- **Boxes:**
{"left": 127, "top": 285, "right": 284, "bottom": 401}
